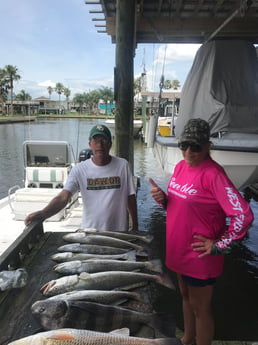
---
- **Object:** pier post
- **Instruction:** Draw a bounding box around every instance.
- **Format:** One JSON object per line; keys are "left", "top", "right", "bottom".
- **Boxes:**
{"left": 114, "top": 0, "right": 136, "bottom": 172}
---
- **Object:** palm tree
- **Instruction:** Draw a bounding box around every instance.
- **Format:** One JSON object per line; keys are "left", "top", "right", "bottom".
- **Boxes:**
{"left": 73, "top": 93, "right": 85, "bottom": 114}
{"left": 15, "top": 90, "right": 32, "bottom": 115}
{"left": 164, "top": 79, "right": 172, "bottom": 90}
{"left": 55, "top": 82, "right": 64, "bottom": 114}
{"left": 0, "top": 68, "right": 9, "bottom": 116}
{"left": 15, "top": 89, "right": 32, "bottom": 101}
{"left": 88, "top": 90, "right": 100, "bottom": 114}
{"left": 98, "top": 86, "right": 114, "bottom": 115}
{"left": 171, "top": 79, "right": 180, "bottom": 90}
{"left": 63, "top": 87, "right": 71, "bottom": 112}
{"left": 47, "top": 86, "right": 53, "bottom": 99}
{"left": 4, "top": 65, "right": 21, "bottom": 116}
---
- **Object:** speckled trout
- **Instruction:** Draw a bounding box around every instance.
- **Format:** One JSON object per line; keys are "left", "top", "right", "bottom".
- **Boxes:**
{"left": 63, "top": 233, "right": 144, "bottom": 251}
{"left": 53, "top": 259, "right": 162, "bottom": 275}
{"left": 45, "top": 289, "right": 143, "bottom": 305}
{"left": 79, "top": 229, "right": 154, "bottom": 244}
{"left": 40, "top": 271, "right": 175, "bottom": 296}
{"left": 57, "top": 243, "right": 128, "bottom": 254}
{"left": 51, "top": 251, "right": 136, "bottom": 262}
{"left": 7, "top": 328, "right": 181, "bottom": 345}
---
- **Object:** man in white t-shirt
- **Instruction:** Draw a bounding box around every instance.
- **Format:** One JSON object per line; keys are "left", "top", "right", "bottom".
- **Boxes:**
{"left": 25, "top": 124, "right": 138, "bottom": 231}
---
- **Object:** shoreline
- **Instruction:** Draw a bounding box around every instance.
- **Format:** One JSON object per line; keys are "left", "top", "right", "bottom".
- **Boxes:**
{"left": 0, "top": 115, "right": 115, "bottom": 124}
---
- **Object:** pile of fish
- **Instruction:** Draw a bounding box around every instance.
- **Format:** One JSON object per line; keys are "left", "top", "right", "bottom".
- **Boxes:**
{"left": 11, "top": 229, "right": 178, "bottom": 344}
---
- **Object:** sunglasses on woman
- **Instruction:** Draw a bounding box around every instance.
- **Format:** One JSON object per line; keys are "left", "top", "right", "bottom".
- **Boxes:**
{"left": 178, "top": 141, "right": 204, "bottom": 152}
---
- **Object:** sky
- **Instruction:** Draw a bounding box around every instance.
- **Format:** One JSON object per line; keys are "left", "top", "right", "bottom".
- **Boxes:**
{"left": 0, "top": 0, "right": 201, "bottom": 100}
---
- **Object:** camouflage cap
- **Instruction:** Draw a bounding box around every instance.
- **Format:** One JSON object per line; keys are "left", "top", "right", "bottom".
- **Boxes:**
{"left": 179, "top": 118, "right": 210, "bottom": 144}
{"left": 89, "top": 124, "right": 112, "bottom": 142}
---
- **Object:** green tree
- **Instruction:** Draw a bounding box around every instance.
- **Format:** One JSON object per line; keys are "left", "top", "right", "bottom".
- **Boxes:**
{"left": 4, "top": 65, "right": 21, "bottom": 115}
{"left": 47, "top": 86, "right": 53, "bottom": 99}
{"left": 73, "top": 93, "right": 85, "bottom": 114}
{"left": 63, "top": 87, "right": 71, "bottom": 111}
{"left": 171, "top": 79, "right": 180, "bottom": 90}
{"left": 164, "top": 79, "right": 172, "bottom": 90}
{"left": 98, "top": 86, "right": 114, "bottom": 115}
{"left": 0, "top": 68, "right": 9, "bottom": 116}
{"left": 15, "top": 90, "right": 32, "bottom": 115}
{"left": 15, "top": 89, "right": 32, "bottom": 101}
{"left": 55, "top": 82, "right": 64, "bottom": 114}
{"left": 134, "top": 76, "right": 141, "bottom": 96}
{"left": 88, "top": 89, "right": 100, "bottom": 114}
{"left": 163, "top": 79, "right": 180, "bottom": 90}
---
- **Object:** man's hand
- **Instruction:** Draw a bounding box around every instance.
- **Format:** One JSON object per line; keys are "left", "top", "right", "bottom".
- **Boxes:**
{"left": 24, "top": 211, "right": 45, "bottom": 226}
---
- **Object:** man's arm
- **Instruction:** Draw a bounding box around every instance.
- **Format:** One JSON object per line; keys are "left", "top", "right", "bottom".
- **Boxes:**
{"left": 128, "top": 194, "right": 138, "bottom": 231}
{"left": 24, "top": 189, "right": 72, "bottom": 225}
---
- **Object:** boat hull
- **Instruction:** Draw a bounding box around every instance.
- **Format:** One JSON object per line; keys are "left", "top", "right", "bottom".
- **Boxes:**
{"left": 105, "top": 119, "right": 143, "bottom": 138}
{"left": 153, "top": 134, "right": 258, "bottom": 191}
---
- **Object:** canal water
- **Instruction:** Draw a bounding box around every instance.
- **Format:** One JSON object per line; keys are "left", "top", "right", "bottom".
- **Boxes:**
{"left": 0, "top": 118, "right": 258, "bottom": 341}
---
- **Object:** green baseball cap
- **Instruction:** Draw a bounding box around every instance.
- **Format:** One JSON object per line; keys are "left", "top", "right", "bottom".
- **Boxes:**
{"left": 89, "top": 124, "right": 112, "bottom": 142}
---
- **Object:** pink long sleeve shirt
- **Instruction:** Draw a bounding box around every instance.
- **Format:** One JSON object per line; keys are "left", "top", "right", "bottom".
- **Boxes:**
{"left": 165, "top": 156, "right": 254, "bottom": 279}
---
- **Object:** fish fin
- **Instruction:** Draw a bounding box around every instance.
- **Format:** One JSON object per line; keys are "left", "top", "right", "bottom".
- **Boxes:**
{"left": 109, "top": 328, "right": 130, "bottom": 336}
{"left": 79, "top": 272, "right": 91, "bottom": 280}
{"left": 135, "top": 250, "right": 149, "bottom": 259}
{"left": 47, "top": 334, "right": 75, "bottom": 340}
{"left": 157, "top": 273, "right": 176, "bottom": 290}
{"left": 124, "top": 250, "right": 136, "bottom": 261}
{"left": 114, "top": 281, "right": 148, "bottom": 291}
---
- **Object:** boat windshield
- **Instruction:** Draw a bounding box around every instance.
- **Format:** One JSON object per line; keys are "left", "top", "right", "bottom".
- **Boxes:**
{"left": 23, "top": 141, "right": 75, "bottom": 167}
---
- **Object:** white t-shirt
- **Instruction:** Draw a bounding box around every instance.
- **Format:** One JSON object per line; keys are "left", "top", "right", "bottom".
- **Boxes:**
{"left": 64, "top": 156, "right": 136, "bottom": 231}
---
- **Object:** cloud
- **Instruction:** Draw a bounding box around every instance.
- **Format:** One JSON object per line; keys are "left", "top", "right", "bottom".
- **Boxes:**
{"left": 38, "top": 80, "right": 56, "bottom": 88}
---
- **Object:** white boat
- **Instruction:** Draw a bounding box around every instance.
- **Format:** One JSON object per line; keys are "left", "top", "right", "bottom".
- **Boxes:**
{"left": 153, "top": 40, "right": 258, "bottom": 191}
{"left": 0, "top": 140, "right": 83, "bottom": 255}
{"left": 105, "top": 119, "right": 143, "bottom": 138}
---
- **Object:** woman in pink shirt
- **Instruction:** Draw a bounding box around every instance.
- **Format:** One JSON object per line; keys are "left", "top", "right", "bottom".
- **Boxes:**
{"left": 150, "top": 118, "right": 253, "bottom": 345}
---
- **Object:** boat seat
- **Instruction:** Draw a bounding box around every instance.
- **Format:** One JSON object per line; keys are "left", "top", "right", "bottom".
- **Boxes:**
{"left": 11, "top": 188, "right": 79, "bottom": 221}
{"left": 26, "top": 168, "right": 64, "bottom": 183}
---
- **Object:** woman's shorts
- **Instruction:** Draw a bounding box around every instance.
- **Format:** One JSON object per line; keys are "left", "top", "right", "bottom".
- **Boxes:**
{"left": 181, "top": 274, "right": 217, "bottom": 287}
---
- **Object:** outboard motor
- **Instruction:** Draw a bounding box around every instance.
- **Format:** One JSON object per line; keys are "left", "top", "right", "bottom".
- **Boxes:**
{"left": 78, "top": 148, "right": 93, "bottom": 162}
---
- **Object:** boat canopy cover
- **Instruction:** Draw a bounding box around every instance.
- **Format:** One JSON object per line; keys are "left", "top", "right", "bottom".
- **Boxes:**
{"left": 175, "top": 40, "right": 258, "bottom": 138}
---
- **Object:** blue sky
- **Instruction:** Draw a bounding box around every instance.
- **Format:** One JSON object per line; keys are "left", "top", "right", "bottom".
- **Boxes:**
{"left": 0, "top": 0, "right": 200, "bottom": 100}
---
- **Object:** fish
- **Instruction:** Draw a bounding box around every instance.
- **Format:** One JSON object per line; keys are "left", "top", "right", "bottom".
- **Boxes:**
{"left": 40, "top": 271, "right": 175, "bottom": 296}
{"left": 79, "top": 229, "right": 154, "bottom": 244}
{"left": 7, "top": 328, "right": 181, "bottom": 345}
{"left": 53, "top": 259, "right": 163, "bottom": 275}
{"left": 57, "top": 243, "right": 129, "bottom": 255}
{"left": 46, "top": 289, "right": 143, "bottom": 305}
{"left": 63, "top": 233, "right": 144, "bottom": 251}
{"left": 51, "top": 251, "right": 136, "bottom": 263}
{"left": 31, "top": 299, "right": 176, "bottom": 337}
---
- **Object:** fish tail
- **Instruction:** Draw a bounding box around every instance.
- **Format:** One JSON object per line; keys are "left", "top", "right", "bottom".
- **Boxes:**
{"left": 157, "top": 273, "right": 176, "bottom": 290}
{"left": 147, "top": 259, "right": 163, "bottom": 273}
{"left": 152, "top": 337, "right": 182, "bottom": 345}
{"left": 130, "top": 291, "right": 144, "bottom": 302}
{"left": 143, "top": 234, "right": 154, "bottom": 244}
{"left": 149, "top": 312, "right": 176, "bottom": 337}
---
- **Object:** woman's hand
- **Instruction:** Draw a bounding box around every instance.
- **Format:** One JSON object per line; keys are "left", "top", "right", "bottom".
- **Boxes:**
{"left": 192, "top": 235, "right": 214, "bottom": 258}
{"left": 149, "top": 178, "right": 167, "bottom": 205}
